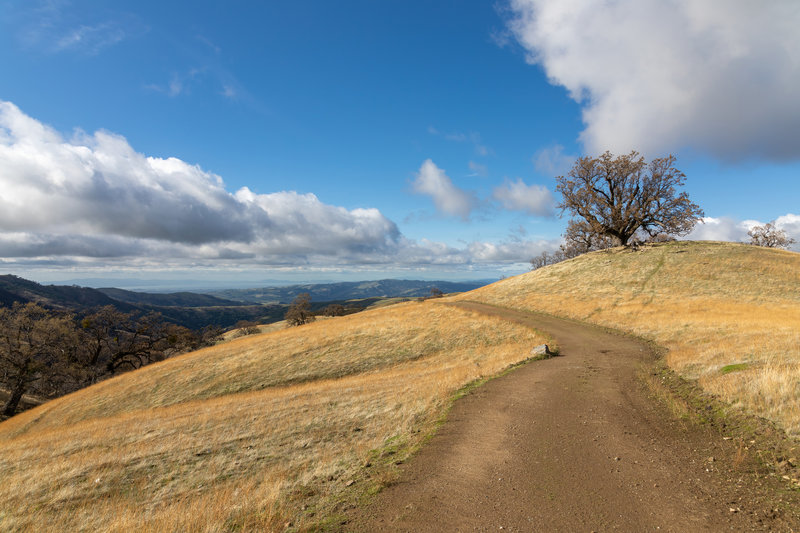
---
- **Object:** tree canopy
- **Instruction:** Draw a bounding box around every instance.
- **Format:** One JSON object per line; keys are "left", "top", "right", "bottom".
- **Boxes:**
{"left": 0, "top": 303, "right": 219, "bottom": 418}
{"left": 748, "top": 222, "right": 796, "bottom": 249}
{"left": 285, "top": 293, "right": 315, "bottom": 327}
{"left": 556, "top": 151, "right": 704, "bottom": 246}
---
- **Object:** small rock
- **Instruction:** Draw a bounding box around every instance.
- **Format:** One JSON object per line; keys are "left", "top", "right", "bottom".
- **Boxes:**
{"left": 345, "top": 480, "right": 355, "bottom": 487}
{"left": 531, "top": 344, "right": 552, "bottom": 357}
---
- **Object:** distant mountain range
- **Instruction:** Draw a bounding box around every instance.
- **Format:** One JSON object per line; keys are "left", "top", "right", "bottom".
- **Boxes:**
{"left": 0, "top": 275, "right": 492, "bottom": 329}
{"left": 0, "top": 275, "right": 278, "bottom": 329}
{"left": 203, "top": 279, "right": 491, "bottom": 304}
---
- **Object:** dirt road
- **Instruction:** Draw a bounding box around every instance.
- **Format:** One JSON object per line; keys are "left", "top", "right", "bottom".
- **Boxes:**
{"left": 349, "top": 302, "right": 798, "bottom": 532}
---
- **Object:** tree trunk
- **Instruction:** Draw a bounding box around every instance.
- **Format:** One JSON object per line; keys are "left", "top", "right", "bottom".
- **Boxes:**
{"left": 2, "top": 378, "right": 27, "bottom": 417}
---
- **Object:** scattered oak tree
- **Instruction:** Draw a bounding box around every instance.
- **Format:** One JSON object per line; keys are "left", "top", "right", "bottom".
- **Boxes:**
{"left": 285, "top": 293, "right": 315, "bottom": 326}
{"left": 0, "top": 303, "right": 76, "bottom": 416}
{"left": 556, "top": 151, "right": 704, "bottom": 246}
{"left": 321, "top": 304, "right": 346, "bottom": 317}
{"left": 748, "top": 222, "right": 796, "bottom": 249}
{"left": 0, "top": 303, "right": 212, "bottom": 417}
{"left": 232, "top": 320, "right": 261, "bottom": 338}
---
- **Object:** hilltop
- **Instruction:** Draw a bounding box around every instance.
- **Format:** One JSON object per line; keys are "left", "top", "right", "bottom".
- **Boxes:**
{"left": 454, "top": 240, "right": 800, "bottom": 436}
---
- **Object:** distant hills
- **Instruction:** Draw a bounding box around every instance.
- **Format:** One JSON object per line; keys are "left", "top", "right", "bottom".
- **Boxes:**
{"left": 0, "top": 274, "right": 272, "bottom": 329}
{"left": 0, "top": 275, "right": 490, "bottom": 329}
{"left": 204, "top": 279, "right": 491, "bottom": 304}
{"left": 96, "top": 287, "right": 245, "bottom": 308}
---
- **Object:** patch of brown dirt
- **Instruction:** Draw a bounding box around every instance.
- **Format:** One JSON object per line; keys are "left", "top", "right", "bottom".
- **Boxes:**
{"left": 346, "top": 302, "right": 800, "bottom": 532}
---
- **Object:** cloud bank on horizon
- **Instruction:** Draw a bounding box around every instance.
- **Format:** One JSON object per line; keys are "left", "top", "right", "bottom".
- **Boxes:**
{"left": 0, "top": 101, "right": 556, "bottom": 272}
{"left": 507, "top": 0, "right": 800, "bottom": 161}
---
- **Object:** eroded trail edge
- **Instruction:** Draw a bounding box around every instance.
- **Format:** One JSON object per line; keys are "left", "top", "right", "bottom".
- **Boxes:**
{"left": 348, "top": 302, "right": 797, "bottom": 532}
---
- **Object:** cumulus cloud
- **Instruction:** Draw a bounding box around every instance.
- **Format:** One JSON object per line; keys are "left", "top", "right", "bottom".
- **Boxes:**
{"left": 411, "top": 159, "right": 478, "bottom": 219}
{"left": 685, "top": 214, "right": 800, "bottom": 249}
{"left": 0, "top": 101, "right": 555, "bottom": 274}
{"left": 506, "top": 0, "right": 800, "bottom": 160}
{"left": 685, "top": 217, "right": 754, "bottom": 243}
{"left": 467, "top": 238, "right": 558, "bottom": 262}
{"left": 0, "top": 100, "right": 400, "bottom": 265}
{"left": 533, "top": 144, "right": 575, "bottom": 176}
{"left": 767, "top": 214, "right": 800, "bottom": 250}
{"left": 492, "top": 178, "right": 554, "bottom": 216}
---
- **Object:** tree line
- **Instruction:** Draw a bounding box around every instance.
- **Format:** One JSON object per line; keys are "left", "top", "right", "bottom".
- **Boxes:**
{"left": 1, "top": 291, "right": 389, "bottom": 418}
{"left": 0, "top": 303, "right": 220, "bottom": 417}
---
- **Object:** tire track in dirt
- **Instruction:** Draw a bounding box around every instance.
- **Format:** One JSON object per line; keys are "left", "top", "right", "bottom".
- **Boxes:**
{"left": 347, "top": 302, "right": 798, "bottom": 532}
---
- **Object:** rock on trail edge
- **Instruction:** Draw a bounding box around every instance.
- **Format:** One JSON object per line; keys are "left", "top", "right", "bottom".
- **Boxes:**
{"left": 346, "top": 301, "right": 798, "bottom": 532}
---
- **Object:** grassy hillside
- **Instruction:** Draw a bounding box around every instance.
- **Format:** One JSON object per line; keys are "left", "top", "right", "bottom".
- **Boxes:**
{"left": 0, "top": 300, "right": 548, "bottom": 531}
{"left": 453, "top": 241, "right": 800, "bottom": 436}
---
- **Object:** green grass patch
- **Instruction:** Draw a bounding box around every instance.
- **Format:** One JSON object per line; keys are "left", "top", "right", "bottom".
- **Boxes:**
{"left": 720, "top": 363, "right": 750, "bottom": 374}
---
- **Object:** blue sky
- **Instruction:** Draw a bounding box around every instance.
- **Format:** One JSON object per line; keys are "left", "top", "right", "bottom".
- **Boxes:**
{"left": 1, "top": 1, "right": 798, "bottom": 287}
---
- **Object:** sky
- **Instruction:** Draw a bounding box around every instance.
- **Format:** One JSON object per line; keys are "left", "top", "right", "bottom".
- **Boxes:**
{"left": 0, "top": 0, "right": 798, "bottom": 288}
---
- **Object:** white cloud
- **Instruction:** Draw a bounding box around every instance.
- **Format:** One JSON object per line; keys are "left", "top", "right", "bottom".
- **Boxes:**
{"left": 467, "top": 238, "right": 558, "bottom": 262}
{"left": 0, "top": 100, "right": 400, "bottom": 264}
{"left": 468, "top": 160, "right": 488, "bottom": 177}
{"left": 54, "top": 23, "right": 126, "bottom": 54}
{"left": 221, "top": 84, "right": 237, "bottom": 99}
{"left": 493, "top": 178, "right": 554, "bottom": 216}
{"left": 775, "top": 214, "right": 800, "bottom": 236}
{"left": 685, "top": 214, "right": 800, "bottom": 249}
{"left": 533, "top": 144, "right": 575, "bottom": 176}
{"left": 8, "top": 1, "right": 143, "bottom": 56}
{"left": 506, "top": 0, "right": 800, "bottom": 161}
{"left": 0, "top": 101, "right": 559, "bottom": 274}
{"left": 411, "top": 159, "right": 478, "bottom": 219}
{"left": 685, "top": 217, "right": 753, "bottom": 243}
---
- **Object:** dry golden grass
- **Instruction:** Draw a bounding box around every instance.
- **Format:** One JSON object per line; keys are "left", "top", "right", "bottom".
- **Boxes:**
{"left": 0, "top": 300, "right": 546, "bottom": 532}
{"left": 452, "top": 241, "right": 800, "bottom": 436}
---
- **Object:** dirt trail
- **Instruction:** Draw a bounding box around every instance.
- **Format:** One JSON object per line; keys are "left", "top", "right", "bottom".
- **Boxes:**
{"left": 348, "top": 302, "right": 797, "bottom": 532}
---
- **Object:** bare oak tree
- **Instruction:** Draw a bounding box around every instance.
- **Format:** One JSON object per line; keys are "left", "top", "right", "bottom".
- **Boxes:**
{"left": 285, "top": 293, "right": 315, "bottom": 327}
{"left": 556, "top": 152, "right": 704, "bottom": 246}
{"left": 748, "top": 222, "right": 796, "bottom": 249}
{"left": 0, "top": 303, "right": 75, "bottom": 416}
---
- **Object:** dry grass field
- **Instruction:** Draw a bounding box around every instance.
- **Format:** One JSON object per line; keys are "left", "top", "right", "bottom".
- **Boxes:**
{"left": 452, "top": 241, "right": 800, "bottom": 437}
{"left": 0, "top": 301, "right": 548, "bottom": 532}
